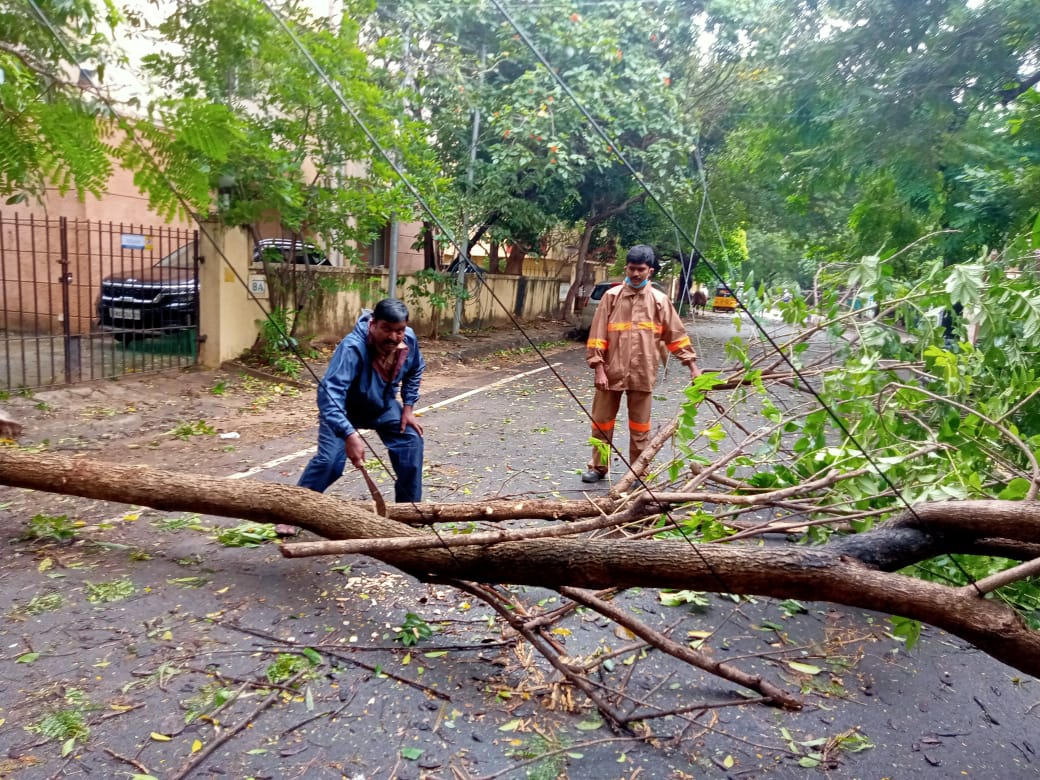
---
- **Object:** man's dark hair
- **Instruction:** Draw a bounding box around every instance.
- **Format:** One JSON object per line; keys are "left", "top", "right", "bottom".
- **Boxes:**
{"left": 626, "top": 245, "right": 656, "bottom": 267}
{"left": 372, "top": 298, "right": 409, "bottom": 323}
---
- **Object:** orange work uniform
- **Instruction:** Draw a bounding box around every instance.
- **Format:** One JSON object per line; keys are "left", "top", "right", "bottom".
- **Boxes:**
{"left": 585, "top": 282, "right": 697, "bottom": 473}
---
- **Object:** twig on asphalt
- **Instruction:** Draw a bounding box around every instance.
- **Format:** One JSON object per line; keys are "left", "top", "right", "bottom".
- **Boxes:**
{"left": 560, "top": 586, "right": 801, "bottom": 711}
{"left": 279, "top": 682, "right": 359, "bottom": 739}
{"left": 455, "top": 580, "right": 629, "bottom": 731}
{"left": 103, "top": 748, "right": 150, "bottom": 774}
{"left": 220, "top": 620, "right": 452, "bottom": 700}
{"left": 183, "top": 665, "right": 304, "bottom": 694}
{"left": 469, "top": 736, "right": 650, "bottom": 780}
{"left": 98, "top": 701, "right": 146, "bottom": 720}
{"left": 169, "top": 671, "right": 306, "bottom": 780}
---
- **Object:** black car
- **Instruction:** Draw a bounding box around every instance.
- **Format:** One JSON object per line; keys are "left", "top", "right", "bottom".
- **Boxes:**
{"left": 98, "top": 238, "right": 329, "bottom": 342}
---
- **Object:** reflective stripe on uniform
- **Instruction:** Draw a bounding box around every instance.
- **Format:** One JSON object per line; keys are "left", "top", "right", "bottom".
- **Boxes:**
{"left": 636, "top": 321, "right": 663, "bottom": 333}
{"left": 592, "top": 420, "right": 616, "bottom": 433}
{"left": 628, "top": 420, "right": 651, "bottom": 433}
{"left": 607, "top": 322, "right": 632, "bottom": 331}
{"left": 667, "top": 336, "right": 691, "bottom": 352}
{"left": 587, "top": 338, "right": 608, "bottom": 349}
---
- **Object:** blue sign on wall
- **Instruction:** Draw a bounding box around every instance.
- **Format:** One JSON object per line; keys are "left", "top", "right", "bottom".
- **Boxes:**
{"left": 121, "top": 234, "right": 148, "bottom": 250}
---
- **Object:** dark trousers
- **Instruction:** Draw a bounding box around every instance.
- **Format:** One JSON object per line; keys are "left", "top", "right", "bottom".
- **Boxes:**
{"left": 298, "top": 408, "right": 423, "bottom": 503}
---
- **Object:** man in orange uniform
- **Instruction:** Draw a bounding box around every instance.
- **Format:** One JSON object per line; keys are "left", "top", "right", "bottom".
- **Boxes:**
{"left": 581, "top": 245, "right": 700, "bottom": 483}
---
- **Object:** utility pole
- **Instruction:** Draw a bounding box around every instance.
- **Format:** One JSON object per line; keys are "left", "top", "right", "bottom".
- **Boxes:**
{"left": 453, "top": 43, "right": 485, "bottom": 336}
{"left": 388, "top": 35, "right": 414, "bottom": 301}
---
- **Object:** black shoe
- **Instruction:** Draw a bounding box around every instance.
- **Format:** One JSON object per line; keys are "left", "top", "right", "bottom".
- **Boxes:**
{"left": 581, "top": 469, "right": 606, "bottom": 483}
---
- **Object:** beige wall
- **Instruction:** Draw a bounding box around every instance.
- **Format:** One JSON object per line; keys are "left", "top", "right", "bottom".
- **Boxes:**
{"left": 253, "top": 267, "right": 566, "bottom": 344}
{"left": 394, "top": 222, "right": 426, "bottom": 274}
{"left": 197, "top": 223, "right": 268, "bottom": 368}
{"left": 10, "top": 167, "right": 196, "bottom": 230}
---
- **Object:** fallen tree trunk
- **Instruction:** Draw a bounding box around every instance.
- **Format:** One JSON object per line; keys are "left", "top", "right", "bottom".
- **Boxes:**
{"left": 2, "top": 449, "right": 1039, "bottom": 679}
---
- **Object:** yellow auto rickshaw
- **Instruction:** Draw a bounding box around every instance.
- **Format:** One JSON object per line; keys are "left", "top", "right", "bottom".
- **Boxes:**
{"left": 712, "top": 285, "right": 737, "bottom": 312}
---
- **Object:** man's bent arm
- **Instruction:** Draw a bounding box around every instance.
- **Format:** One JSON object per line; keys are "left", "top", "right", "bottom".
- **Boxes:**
{"left": 317, "top": 340, "right": 361, "bottom": 438}
{"left": 401, "top": 338, "right": 425, "bottom": 407}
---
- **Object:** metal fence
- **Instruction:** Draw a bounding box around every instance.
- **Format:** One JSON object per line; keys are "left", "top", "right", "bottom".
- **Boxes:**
{"left": 0, "top": 213, "right": 199, "bottom": 391}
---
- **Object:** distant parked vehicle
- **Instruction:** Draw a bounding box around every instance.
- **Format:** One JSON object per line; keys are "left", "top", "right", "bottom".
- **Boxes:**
{"left": 98, "top": 238, "right": 329, "bottom": 343}
{"left": 712, "top": 285, "right": 737, "bottom": 313}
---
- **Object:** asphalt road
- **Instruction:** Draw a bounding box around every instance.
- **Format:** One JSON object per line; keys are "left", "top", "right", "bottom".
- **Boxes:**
{"left": 0, "top": 314, "right": 1037, "bottom": 779}
{"left": 219, "top": 317, "right": 1040, "bottom": 779}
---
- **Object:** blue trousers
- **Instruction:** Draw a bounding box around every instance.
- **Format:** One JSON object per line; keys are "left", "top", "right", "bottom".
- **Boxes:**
{"left": 298, "top": 408, "right": 424, "bottom": 503}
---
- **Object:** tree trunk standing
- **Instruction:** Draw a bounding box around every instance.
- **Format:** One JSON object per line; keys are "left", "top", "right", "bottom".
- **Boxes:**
{"left": 503, "top": 242, "right": 526, "bottom": 275}
{"left": 560, "top": 219, "right": 597, "bottom": 322}
{"left": 560, "top": 194, "right": 648, "bottom": 321}
{"left": 487, "top": 240, "right": 500, "bottom": 274}
{"left": 3, "top": 449, "right": 1040, "bottom": 680}
{"left": 422, "top": 221, "right": 438, "bottom": 270}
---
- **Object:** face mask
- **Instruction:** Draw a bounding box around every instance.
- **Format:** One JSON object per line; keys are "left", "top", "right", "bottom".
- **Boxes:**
{"left": 625, "top": 276, "right": 649, "bottom": 289}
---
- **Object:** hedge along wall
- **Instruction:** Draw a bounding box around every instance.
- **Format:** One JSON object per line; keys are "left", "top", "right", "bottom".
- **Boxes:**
{"left": 277, "top": 266, "right": 566, "bottom": 343}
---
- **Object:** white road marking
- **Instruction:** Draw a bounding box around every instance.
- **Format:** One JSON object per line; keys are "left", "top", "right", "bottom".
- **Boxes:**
{"left": 226, "top": 362, "right": 561, "bottom": 480}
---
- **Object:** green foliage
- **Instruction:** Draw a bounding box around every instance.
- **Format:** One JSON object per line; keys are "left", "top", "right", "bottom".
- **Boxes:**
{"left": 403, "top": 269, "right": 471, "bottom": 338}
{"left": 779, "top": 599, "right": 808, "bottom": 618}
{"left": 184, "top": 683, "right": 233, "bottom": 724}
{"left": 33, "top": 708, "right": 89, "bottom": 757}
{"left": 168, "top": 420, "right": 216, "bottom": 440}
{"left": 659, "top": 589, "right": 710, "bottom": 608}
{"left": 215, "top": 522, "right": 278, "bottom": 548}
{"left": 889, "top": 616, "right": 922, "bottom": 649}
{"left": 506, "top": 731, "right": 575, "bottom": 780}
{"left": 711, "top": 0, "right": 1040, "bottom": 267}
{"left": 9, "top": 592, "right": 64, "bottom": 618}
{"left": 255, "top": 307, "right": 297, "bottom": 359}
{"left": 0, "top": 0, "right": 117, "bottom": 204}
{"left": 152, "top": 514, "right": 207, "bottom": 532}
{"left": 780, "top": 724, "right": 874, "bottom": 769}
{"left": 84, "top": 577, "right": 135, "bottom": 603}
{"left": 265, "top": 652, "right": 312, "bottom": 684}
{"left": 394, "top": 612, "right": 433, "bottom": 646}
{"left": 250, "top": 305, "right": 316, "bottom": 377}
{"left": 21, "top": 513, "right": 76, "bottom": 543}
{"left": 664, "top": 245, "right": 1040, "bottom": 626}
{"left": 272, "top": 354, "right": 303, "bottom": 380}
{"left": 378, "top": 0, "right": 703, "bottom": 280}
{"left": 138, "top": 0, "right": 433, "bottom": 248}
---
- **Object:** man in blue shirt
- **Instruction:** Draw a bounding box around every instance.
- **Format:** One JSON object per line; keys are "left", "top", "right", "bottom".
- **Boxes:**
{"left": 287, "top": 299, "right": 425, "bottom": 532}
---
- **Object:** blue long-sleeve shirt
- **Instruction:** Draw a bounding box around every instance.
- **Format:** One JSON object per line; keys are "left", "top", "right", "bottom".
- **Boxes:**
{"left": 316, "top": 312, "right": 425, "bottom": 438}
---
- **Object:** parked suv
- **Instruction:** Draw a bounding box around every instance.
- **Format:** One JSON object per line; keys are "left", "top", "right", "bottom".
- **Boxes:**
{"left": 98, "top": 238, "right": 329, "bottom": 342}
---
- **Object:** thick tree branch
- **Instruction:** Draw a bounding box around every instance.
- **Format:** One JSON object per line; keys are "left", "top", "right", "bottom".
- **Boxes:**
{"left": 559, "top": 587, "right": 801, "bottom": 710}
{"left": 999, "top": 69, "right": 1040, "bottom": 104}
{"left": 3, "top": 451, "right": 1040, "bottom": 678}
